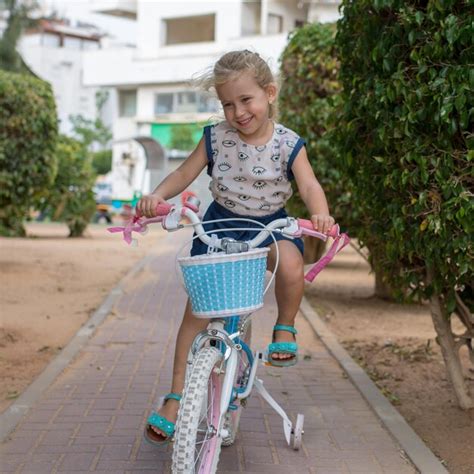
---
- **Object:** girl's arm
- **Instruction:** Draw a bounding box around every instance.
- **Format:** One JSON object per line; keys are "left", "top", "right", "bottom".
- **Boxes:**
{"left": 137, "top": 137, "right": 208, "bottom": 217}
{"left": 291, "top": 146, "right": 335, "bottom": 234}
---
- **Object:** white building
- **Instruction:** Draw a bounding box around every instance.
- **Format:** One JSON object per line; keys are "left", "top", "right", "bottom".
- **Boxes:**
{"left": 83, "top": 0, "right": 341, "bottom": 206}
{"left": 17, "top": 19, "right": 109, "bottom": 135}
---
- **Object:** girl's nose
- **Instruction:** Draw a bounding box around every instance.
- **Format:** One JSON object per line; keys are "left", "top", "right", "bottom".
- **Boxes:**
{"left": 234, "top": 104, "right": 245, "bottom": 117}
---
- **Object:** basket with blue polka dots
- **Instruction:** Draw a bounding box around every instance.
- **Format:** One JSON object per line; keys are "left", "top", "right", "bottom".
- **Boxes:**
{"left": 178, "top": 248, "right": 269, "bottom": 318}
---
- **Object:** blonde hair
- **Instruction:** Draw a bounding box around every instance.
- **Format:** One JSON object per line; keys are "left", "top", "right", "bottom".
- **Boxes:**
{"left": 195, "top": 49, "right": 278, "bottom": 119}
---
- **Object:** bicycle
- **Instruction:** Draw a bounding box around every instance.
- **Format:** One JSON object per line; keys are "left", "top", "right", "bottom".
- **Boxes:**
{"left": 109, "top": 195, "right": 349, "bottom": 473}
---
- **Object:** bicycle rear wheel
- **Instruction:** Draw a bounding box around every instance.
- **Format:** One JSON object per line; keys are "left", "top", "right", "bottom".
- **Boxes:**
{"left": 172, "top": 346, "right": 224, "bottom": 474}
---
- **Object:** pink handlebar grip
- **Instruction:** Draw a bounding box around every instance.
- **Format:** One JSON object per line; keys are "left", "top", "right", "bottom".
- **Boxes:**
{"left": 297, "top": 218, "right": 339, "bottom": 238}
{"left": 155, "top": 202, "right": 172, "bottom": 216}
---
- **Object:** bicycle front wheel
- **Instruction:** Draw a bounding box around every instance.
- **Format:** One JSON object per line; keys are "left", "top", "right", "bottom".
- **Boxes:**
{"left": 172, "top": 346, "right": 224, "bottom": 474}
{"left": 222, "top": 322, "right": 252, "bottom": 447}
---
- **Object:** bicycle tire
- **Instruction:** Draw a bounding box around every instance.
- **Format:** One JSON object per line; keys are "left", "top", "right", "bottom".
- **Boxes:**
{"left": 222, "top": 322, "right": 252, "bottom": 447}
{"left": 172, "top": 346, "right": 224, "bottom": 474}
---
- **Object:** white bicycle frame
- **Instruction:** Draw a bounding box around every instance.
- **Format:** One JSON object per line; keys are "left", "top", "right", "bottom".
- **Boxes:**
{"left": 170, "top": 204, "right": 304, "bottom": 447}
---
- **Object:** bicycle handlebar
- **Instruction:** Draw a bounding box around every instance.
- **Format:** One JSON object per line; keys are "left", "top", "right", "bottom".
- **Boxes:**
{"left": 108, "top": 197, "right": 350, "bottom": 282}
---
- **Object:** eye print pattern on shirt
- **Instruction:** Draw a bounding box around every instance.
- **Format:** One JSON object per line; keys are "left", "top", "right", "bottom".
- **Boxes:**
{"left": 252, "top": 166, "right": 266, "bottom": 176}
{"left": 253, "top": 180, "right": 267, "bottom": 190}
{"left": 208, "top": 123, "right": 299, "bottom": 215}
{"left": 218, "top": 162, "right": 232, "bottom": 172}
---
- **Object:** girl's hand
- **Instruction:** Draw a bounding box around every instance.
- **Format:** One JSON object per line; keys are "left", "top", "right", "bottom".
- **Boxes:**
{"left": 311, "top": 214, "right": 335, "bottom": 235}
{"left": 136, "top": 194, "right": 166, "bottom": 218}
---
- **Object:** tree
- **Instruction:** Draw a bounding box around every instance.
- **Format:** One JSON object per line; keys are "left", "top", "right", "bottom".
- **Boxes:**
{"left": 169, "top": 124, "right": 196, "bottom": 151}
{"left": 0, "top": 69, "right": 58, "bottom": 236}
{"left": 39, "top": 135, "right": 96, "bottom": 237}
{"left": 69, "top": 89, "right": 112, "bottom": 151}
{"left": 279, "top": 22, "right": 346, "bottom": 262}
{"left": 0, "top": 0, "right": 38, "bottom": 75}
{"left": 69, "top": 89, "right": 113, "bottom": 176}
{"left": 335, "top": 0, "right": 473, "bottom": 409}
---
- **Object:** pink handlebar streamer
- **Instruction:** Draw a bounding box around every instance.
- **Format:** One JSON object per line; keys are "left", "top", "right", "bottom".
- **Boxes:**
{"left": 107, "top": 203, "right": 172, "bottom": 244}
{"left": 296, "top": 219, "right": 350, "bottom": 282}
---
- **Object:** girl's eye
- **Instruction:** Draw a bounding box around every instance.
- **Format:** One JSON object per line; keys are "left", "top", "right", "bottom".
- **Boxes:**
{"left": 242, "top": 97, "right": 251, "bottom": 103}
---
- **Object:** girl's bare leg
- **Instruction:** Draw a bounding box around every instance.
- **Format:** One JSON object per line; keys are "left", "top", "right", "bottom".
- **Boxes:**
{"left": 151, "top": 300, "right": 208, "bottom": 437}
{"left": 267, "top": 240, "right": 304, "bottom": 360}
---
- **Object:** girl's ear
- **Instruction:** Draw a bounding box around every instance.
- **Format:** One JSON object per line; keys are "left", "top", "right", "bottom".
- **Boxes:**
{"left": 265, "top": 83, "right": 278, "bottom": 104}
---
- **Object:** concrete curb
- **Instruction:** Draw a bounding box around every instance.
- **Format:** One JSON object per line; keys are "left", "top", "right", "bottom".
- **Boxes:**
{"left": 0, "top": 254, "right": 153, "bottom": 443}
{"left": 299, "top": 296, "right": 448, "bottom": 474}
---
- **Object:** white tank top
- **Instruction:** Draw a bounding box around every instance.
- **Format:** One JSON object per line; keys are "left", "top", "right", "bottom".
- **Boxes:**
{"left": 204, "top": 121, "right": 305, "bottom": 217}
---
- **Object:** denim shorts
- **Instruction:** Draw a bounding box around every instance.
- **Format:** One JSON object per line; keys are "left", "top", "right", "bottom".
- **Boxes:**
{"left": 190, "top": 201, "right": 304, "bottom": 257}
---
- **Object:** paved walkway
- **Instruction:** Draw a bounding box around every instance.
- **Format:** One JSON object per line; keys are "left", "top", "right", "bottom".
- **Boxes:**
{"left": 1, "top": 232, "right": 416, "bottom": 473}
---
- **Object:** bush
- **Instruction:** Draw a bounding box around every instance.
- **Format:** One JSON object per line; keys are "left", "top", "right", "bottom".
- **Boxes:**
{"left": 169, "top": 124, "right": 196, "bottom": 151}
{"left": 335, "top": 0, "right": 473, "bottom": 407}
{"left": 91, "top": 149, "right": 112, "bottom": 176}
{"left": 279, "top": 23, "right": 348, "bottom": 222}
{"left": 40, "top": 136, "right": 96, "bottom": 237}
{"left": 0, "top": 70, "right": 58, "bottom": 236}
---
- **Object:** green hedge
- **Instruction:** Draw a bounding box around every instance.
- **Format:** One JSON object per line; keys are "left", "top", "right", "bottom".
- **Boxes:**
{"left": 334, "top": 0, "right": 473, "bottom": 309}
{"left": 0, "top": 70, "right": 58, "bottom": 236}
{"left": 40, "top": 135, "right": 97, "bottom": 237}
{"left": 279, "top": 23, "right": 348, "bottom": 222}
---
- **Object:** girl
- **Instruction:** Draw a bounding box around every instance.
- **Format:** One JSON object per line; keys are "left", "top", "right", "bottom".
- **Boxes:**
{"left": 138, "top": 50, "right": 334, "bottom": 445}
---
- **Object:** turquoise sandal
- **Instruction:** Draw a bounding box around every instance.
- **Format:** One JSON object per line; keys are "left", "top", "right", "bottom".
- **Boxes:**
{"left": 144, "top": 392, "right": 182, "bottom": 445}
{"left": 267, "top": 324, "right": 298, "bottom": 367}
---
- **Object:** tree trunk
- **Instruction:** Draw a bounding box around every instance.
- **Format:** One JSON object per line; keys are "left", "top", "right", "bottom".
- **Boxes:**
{"left": 428, "top": 271, "right": 473, "bottom": 410}
{"left": 374, "top": 269, "right": 395, "bottom": 300}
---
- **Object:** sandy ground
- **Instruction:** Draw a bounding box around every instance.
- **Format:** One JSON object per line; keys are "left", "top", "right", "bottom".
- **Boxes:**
{"left": 0, "top": 222, "right": 163, "bottom": 414}
{"left": 305, "top": 245, "right": 474, "bottom": 474}
{"left": 1, "top": 223, "right": 473, "bottom": 472}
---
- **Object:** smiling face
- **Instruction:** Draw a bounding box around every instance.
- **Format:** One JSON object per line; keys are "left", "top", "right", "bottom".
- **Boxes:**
{"left": 216, "top": 71, "right": 276, "bottom": 142}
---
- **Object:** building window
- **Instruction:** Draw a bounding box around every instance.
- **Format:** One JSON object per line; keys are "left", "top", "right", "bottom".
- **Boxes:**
{"left": 163, "top": 14, "right": 215, "bottom": 45}
{"left": 119, "top": 90, "right": 137, "bottom": 117}
{"left": 241, "top": 1, "right": 261, "bottom": 36}
{"left": 154, "top": 91, "right": 219, "bottom": 116}
{"left": 155, "top": 93, "right": 174, "bottom": 114}
{"left": 268, "top": 13, "right": 283, "bottom": 34}
{"left": 176, "top": 92, "right": 197, "bottom": 113}
{"left": 198, "top": 94, "right": 219, "bottom": 113}
{"left": 42, "top": 32, "right": 60, "bottom": 47}
{"left": 63, "top": 36, "right": 82, "bottom": 50}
